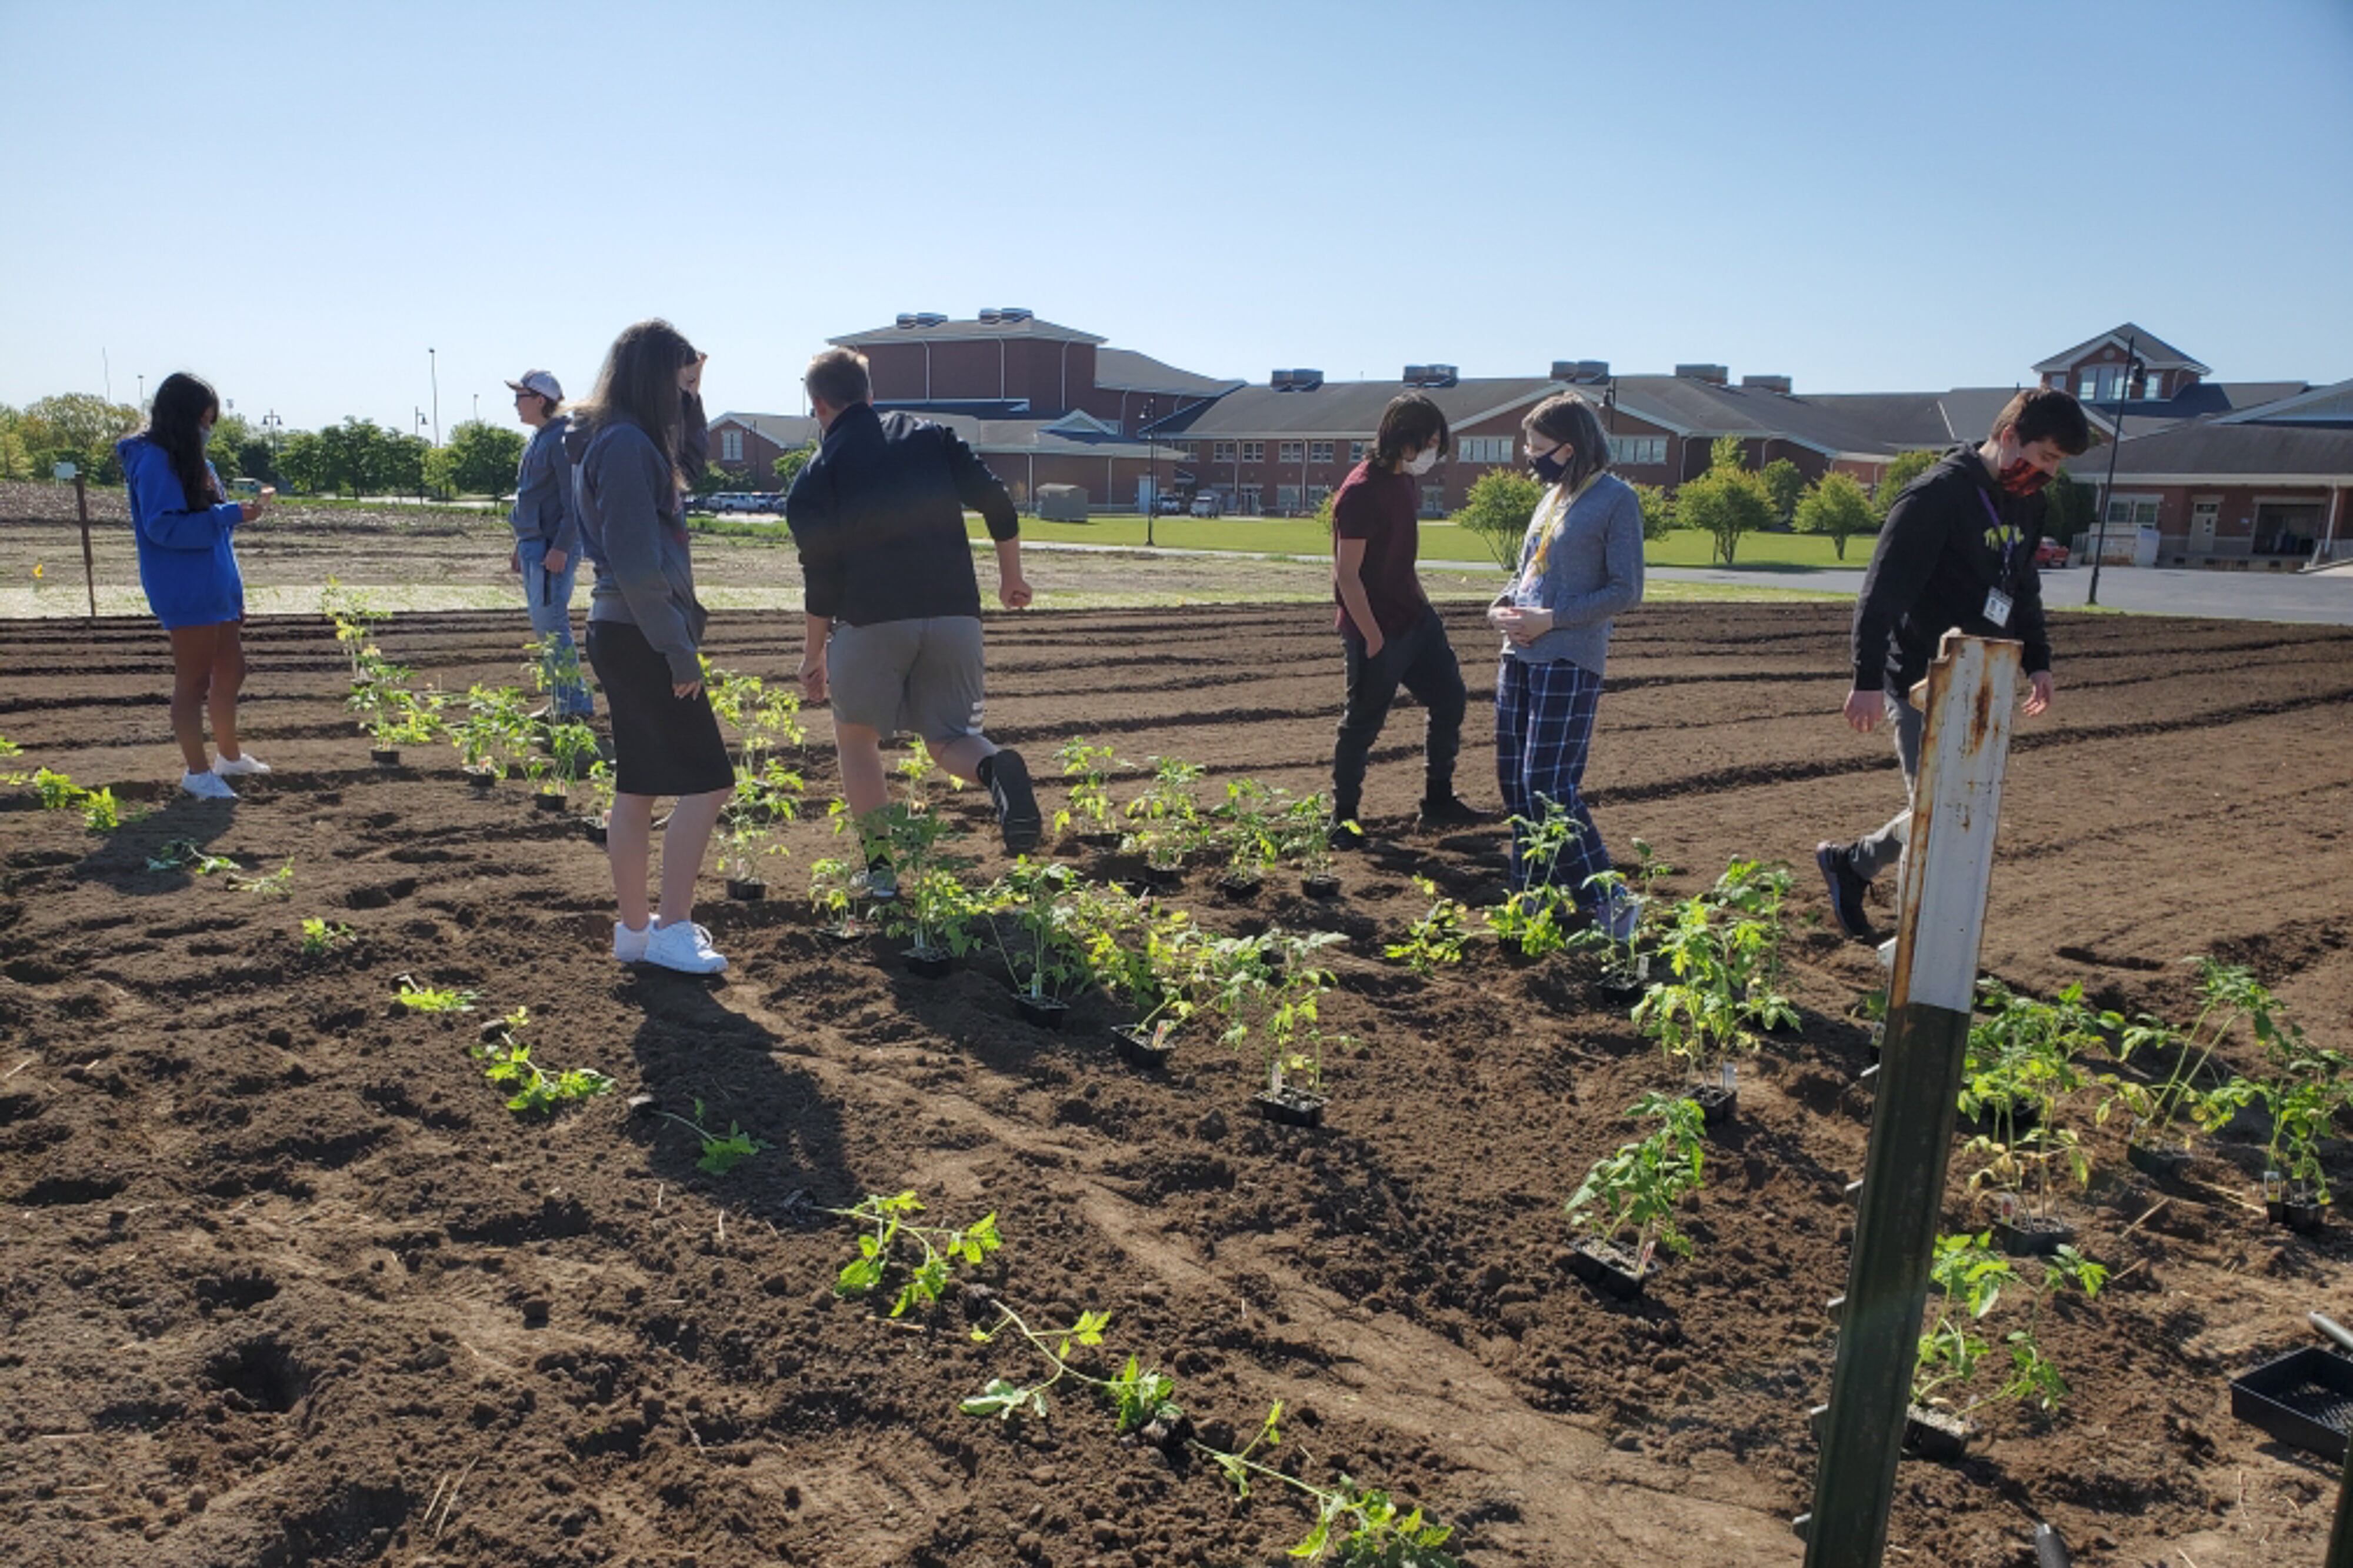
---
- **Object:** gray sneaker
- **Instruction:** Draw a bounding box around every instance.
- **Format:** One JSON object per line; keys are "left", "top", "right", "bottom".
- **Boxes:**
{"left": 855, "top": 863, "right": 898, "bottom": 902}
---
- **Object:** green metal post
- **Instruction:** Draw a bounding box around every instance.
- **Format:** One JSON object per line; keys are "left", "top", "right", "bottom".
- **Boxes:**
{"left": 2327, "top": 1432, "right": 2353, "bottom": 1568}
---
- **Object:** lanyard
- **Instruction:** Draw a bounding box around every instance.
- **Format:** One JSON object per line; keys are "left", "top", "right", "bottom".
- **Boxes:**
{"left": 1978, "top": 490, "right": 2022, "bottom": 578}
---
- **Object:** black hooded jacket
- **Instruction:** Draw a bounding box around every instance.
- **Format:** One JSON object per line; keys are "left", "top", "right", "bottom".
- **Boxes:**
{"left": 1851, "top": 443, "right": 2052, "bottom": 695}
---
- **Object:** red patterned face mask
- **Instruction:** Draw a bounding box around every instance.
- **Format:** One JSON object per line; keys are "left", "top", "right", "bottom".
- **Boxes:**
{"left": 1997, "top": 457, "right": 2051, "bottom": 496}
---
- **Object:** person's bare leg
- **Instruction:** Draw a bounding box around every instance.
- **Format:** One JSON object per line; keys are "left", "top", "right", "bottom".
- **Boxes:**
{"left": 166, "top": 624, "right": 219, "bottom": 774}
{"left": 209, "top": 621, "right": 248, "bottom": 762}
{"left": 926, "top": 733, "right": 997, "bottom": 783}
{"left": 835, "top": 721, "right": 890, "bottom": 818}
{"left": 656, "top": 786, "right": 729, "bottom": 928}
{"left": 608, "top": 793, "right": 656, "bottom": 933}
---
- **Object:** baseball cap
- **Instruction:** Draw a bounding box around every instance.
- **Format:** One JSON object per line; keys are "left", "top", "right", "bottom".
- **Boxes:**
{"left": 505, "top": 370, "right": 563, "bottom": 403}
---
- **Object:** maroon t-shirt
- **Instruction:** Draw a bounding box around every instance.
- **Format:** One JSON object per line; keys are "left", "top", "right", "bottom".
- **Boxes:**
{"left": 1331, "top": 461, "right": 1427, "bottom": 642}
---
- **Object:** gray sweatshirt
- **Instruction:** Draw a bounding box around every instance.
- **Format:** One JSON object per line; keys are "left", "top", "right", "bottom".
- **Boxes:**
{"left": 1495, "top": 472, "right": 1645, "bottom": 676}
{"left": 509, "top": 417, "right": 579, "bottom": 555}
{"left": 567, "top": 416, "right": 708, "bottom": 683}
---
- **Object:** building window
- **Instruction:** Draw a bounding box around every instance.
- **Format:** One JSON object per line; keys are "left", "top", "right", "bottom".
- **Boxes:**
{"left": 2078, "top": 364, "right": 2147, "bottom": 402}
{"left": 1458, "top": 435, "right": 1512, "bottom": 464}
{"left": 1606, "top": 435, "right": 1666, "bottom": 465}
{"left": 2140, "top": 372, "right": 2165, "bottom": 401}
{"left": 1349, "top": 441, "right": 1366, "bottom": 462}
{"left": 1308, "top": 441, "right": 1335, "bottom": 464}
{"left": 1421, "top": 485, "right": 1445, "bottom": 516}
{"left": 1241, "top": 441, "right": 1264, "bottom": 463}
{"left": 1307, "top": 484, "right": 1331, "bottom": 506}
{"left": 1277, "top": 485, "right": 1302, "bottom": 513}
{"left": 1214, "top": 441, "right": 1237, "bottom": 464}
{"left": 2104, "top": 494, "right": 2161, "bottom": 527}
{"left": 1166, "top": 440, "right": 1197, "bottom": 458}
{"left": 721, "top": 428, "right": 744, "bottom": 462}
{"left": 1278, "top": 441, "right": 1305, "bottom": 465}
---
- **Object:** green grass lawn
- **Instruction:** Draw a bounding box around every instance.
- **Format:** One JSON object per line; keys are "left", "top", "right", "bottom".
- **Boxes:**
{"left": 963, "top": 514, "right": 1868, "bottom": 570}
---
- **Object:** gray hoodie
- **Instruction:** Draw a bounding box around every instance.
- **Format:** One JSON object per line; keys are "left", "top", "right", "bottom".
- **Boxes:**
{"left": 1494, "top": 471, "right": 1645, "bottom": 677}
{"left": 566, "top": 416, "right": 707, "bottom": 683}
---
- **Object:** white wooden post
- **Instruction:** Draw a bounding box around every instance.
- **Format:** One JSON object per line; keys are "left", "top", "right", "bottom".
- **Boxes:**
{"left": 1800, "top": 630, "right": 2022, "bottom": 1568}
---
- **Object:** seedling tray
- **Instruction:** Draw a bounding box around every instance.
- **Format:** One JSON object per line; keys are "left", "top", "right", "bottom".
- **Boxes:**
{"left": 1013, "top": 993, "right": 1067, "bottom": 1029}
{"left": 1904, "top": 1404, "right": 1974, "bottom": 1463}
{"left": 1115, "top": 1025, "right": 1176, "bottom": 1070}
{"left": 1076, "top": 831, "right": 1124, "bottom": 850}
{"left": 1688, "top": 1084, "right": 1738, "bottom": 1129}
{"left": 1301, "top": 873, "right": 1341, "bottom": 899}
{"left": 2125, "top": 1142, "right": 2189, "bottom": 1179}
{"left": 369, "top": 748, "right": 402, "bottom": 766}
{"left": 1568, "top": 1236, "right": 1659, "bottom": 1300}
{"left": 584, "top": 820, "right": 608, "bottom": 847}
{"left": 725, "top": 878, "right": 767, "bottom": 902}
{"left": 2229, "top": 1346, "right": 2353, "bottom": 1461}
{"left": 1595, "top": 954, "right": 1651, "bottom": 1000}
{"left": 902, "top": 947, "right": 953, "bottom": 979}
{"left": 1993, "top": 1214, "right": 2075, "bottom": 1257}
{"left": 1215, "top": 875, "right": 1264, "bottom": 902}
{"left": 534, "top": 790, "right": 569, "bottom": 813}
{"left": 2267, "top": 1196, "right": 2329, "bottom": 1234}
{"left": 1252, "top": 1085, "right": 1327, "bottom": 1128}
{"left": 466, "top": 770, "right": 499, "bottom": 790}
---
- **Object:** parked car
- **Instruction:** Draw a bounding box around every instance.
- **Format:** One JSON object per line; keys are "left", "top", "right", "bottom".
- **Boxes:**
{"left": 1189, "top": 493, "right": 1224, "bottom": 518}
{"left": 685, "top": 493, "right": 716, "bottom": 515}
{"left": 2034, "top": 538, "right": 2071, "bottom": 569}
{"left": 1155, "top": 494, "right": 1188, "bottom": 515}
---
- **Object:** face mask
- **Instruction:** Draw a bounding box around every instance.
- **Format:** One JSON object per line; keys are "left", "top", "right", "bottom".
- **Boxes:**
{"left": 1530, "top": 449, "right": 1568, "bottom": 485}
{"left": 1997, "top": 456, "right": 2050, "bottom": 496}
{"left": 1404, "top": 448, "right": 1438, "bottom": 476}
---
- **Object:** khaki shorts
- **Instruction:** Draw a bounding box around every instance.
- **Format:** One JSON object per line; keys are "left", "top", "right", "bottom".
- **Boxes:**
{"left": 828, "top": 616, "right": 986, "bottom": 742}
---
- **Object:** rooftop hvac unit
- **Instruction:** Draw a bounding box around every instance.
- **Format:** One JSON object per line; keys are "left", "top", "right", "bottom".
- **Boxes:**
{"left": 895, "top": 313, "right": 917, "bottom": 329}
{"left": 997, "top": 307, "right": 1033, "bottom": 322}
{"left": 1290, "top": 368, "right": 1324, "bottom": 391}
{"left": 1674, "top": 363, "right": 1729, "bottom": 385}
{"left": 1272, "top": 369, "right": 1295, "bottom": 390}
{"left": 1422, "top": 364, "right": 1457, "bottom": 388}
{"left": 1402, "top": 364, "right": 1429, "bottom": 385}
{"left": 914, "top": 312, "right": 948, "bottom": 328}
{"left": 1551, "top": 360, "right": 1610, "bottom": 383}
{"left": 1742, "top": 373, "right": 1792, "bottom": 394}
{"left": 978, "top": 308, "right": 1002, "bottom": 323}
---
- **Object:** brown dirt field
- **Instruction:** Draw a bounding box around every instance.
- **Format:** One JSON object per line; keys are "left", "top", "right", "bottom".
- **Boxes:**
{"left": 1, "top": 600, "right": 2349, "bottom": 1568}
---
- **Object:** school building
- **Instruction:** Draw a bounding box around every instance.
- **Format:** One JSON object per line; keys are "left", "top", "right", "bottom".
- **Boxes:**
{"left": 704, "top": 313, "right": 2345, "bottom": 565}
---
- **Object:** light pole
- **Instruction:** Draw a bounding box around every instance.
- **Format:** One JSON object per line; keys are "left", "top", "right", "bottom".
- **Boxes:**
{"left": 415, "top": 409, "right": 429, "bottom": 504}
{"left": 2085, "top": 334, "right": 2140, "bottom": 609}
{"left": 1142, "top": 398, "right": 1157, "bottom": 547}
{"left": 428, "top": 348, "right": 440, "bottom": 446}
{"left": 261, "top": 411, "right": 283, "bottom": 478}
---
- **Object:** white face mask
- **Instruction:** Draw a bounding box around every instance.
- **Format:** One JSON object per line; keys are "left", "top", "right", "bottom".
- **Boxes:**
{"left": 1403, "top": 448, "right": 1439, "bottom": 476}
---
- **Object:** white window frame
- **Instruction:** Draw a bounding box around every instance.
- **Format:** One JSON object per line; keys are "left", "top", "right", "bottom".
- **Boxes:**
{"left": 1308, "top": 441, "right": 1335, "bottom": 464}
{"left": 1214, "top": 441, "right": 1237, "bottom": 464}
{"left": 1349, "top": 440, "right": 1366, "bottom": 462}
{"left": 2105, "top": 492, "right": 2161, "bottom": 526}
{"left": 1278, "top": 441, "right": 1305, "bottom": 465}
{"left": 1307, "top": 483, "right": 1331, "bottom": 506}
{"left": 1276, "top": 484, "right": 1302, "bottom": 513}
{"left": 721, "top": 428, "right": 744, "bottom": 462}
{"left": 1240, "top": 441, "right": 1265, "bottom": 463}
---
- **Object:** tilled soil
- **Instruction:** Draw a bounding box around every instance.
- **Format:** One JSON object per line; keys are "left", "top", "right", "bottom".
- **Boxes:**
{"left": 1, "top": 601, "right": 2349, "bottom": 1568}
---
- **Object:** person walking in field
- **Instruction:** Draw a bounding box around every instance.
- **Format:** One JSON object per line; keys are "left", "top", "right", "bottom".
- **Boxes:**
{"left": 117, "top": 372, "right": 275, "bottom": 800}
{"left": 505, "top": 368, "right": 594, "bottom": 720}
{"left": 1326, "top": 392, "right": 1482, "bottom": 849}
{"left": 784, "top": 346, "right": 1039, "bottom": 893}
{"left": 1815, "top": 387, "right": 2091, "bottom": 940}
{"left": 565, "top": 320, "right": 734, "bottom": 975}
{"left": 1487, "top": 390, "right": 1645, "bottom": 935}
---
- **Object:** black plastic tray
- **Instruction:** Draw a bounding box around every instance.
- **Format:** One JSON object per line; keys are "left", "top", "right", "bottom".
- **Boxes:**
{"left": 2229, "top": 1346, "right": 2353, "bottom": 1461}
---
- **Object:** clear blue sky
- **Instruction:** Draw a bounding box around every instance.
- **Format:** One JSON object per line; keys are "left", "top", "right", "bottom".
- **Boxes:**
{"left": 4, "top": 0, "right": 2348, "bottom": 433}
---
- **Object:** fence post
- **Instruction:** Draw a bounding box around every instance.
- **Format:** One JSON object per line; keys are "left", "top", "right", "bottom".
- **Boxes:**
{"left": 1799, "top": 630, "right": 2023, "bottom": 1568}
{"left": 2329, "top": 1433, "right": 2353, "bottom": 1568}
{"left": 75, "top": 472, "right": 96, "bottom": 622}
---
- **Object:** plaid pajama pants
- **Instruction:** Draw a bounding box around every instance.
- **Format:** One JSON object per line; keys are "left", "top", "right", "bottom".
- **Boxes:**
{"left": 1494, "top": 655, "right": 1611, "bottom": 898}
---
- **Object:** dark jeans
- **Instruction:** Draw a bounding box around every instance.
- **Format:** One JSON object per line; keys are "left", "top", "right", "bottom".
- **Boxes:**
{"left": 1331, "top": 605, "right": 1466, "bottom": 818}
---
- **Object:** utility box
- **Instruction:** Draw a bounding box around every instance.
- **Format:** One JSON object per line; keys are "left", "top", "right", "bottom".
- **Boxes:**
{"left": 1036, "top": 484, "right": 1088, "bottom": 522}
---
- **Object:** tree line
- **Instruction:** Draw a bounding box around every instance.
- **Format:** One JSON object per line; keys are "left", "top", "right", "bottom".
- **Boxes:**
{"left": 1451, "top": 434, "right": 2095, "bottom": 567}
{"left": 0, "top": 394, "right": 527, "bottom": 501}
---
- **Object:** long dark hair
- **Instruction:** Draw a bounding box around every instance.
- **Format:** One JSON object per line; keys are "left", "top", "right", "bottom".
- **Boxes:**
{"left": 1372, "top": 392, "right": 1451, "bottom": 468}
{"left": 574, "top": 319, "right": 699, "bottom": 491}
{"left": 142, "top": 372, "right": 223, "bottom": 509}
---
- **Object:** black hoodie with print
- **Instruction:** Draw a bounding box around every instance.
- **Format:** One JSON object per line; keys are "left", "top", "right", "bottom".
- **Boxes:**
{"left": 1851, "top": 443, "right": 2052, "bottom": 696}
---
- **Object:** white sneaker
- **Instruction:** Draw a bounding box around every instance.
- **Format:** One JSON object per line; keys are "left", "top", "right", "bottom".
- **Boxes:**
{"left": 614, "top": 920, "right": 652, "bottom": 963}
{"left": 645, "top": 920, "right": 727, "bottom": 975}
{"left": 212, "top": 753, "right": 271, "bottom": 778}
{"left": 181, "top": 769, "right": 238, "bottom": 800}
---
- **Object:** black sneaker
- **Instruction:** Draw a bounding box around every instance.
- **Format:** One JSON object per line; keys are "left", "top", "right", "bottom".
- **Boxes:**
{"left": 1327, "top": 819, "right": 1367, "bottom": 852}
{"left": 1417, "top": 795, "right": 1488, "bottom": 829}
{"left": 1816, "top": 840, "right": 1874, "bottom": 941}
{"left": 985, "top": 749, "right": 1042, "bottom": 854}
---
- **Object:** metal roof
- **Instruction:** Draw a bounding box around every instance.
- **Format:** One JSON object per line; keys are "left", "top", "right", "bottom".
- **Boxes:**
{"left": 831, "top": 315, "right": 1106, "bottom": 347}
{"left": 714, "top": 409, "right": 1164, "bottom": 462}
{"left": 2062, "top": 422, "right": 2353, "bottom": 481}
{"left": 1092, "top": 347, "right": 1246, "bottom": 399}
{"left": 711, "top": 411, "right": 819, "bottom": 449}
{"left": 2218, "top": 378, "right": 2353, "bottom": 425}
{"left": 2031, "top": 323, "right": 2210, "bottom": 375}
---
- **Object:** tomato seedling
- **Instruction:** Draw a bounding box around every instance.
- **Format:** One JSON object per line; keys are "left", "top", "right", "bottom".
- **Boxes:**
{"left": 148, "top": 839, "right": 238, "bottom": 876}
{"left": 1385, "top": 876, "right": 1472, "bottom": 975}
{"left": 646, "top": 1098, "right": 765, "bottom": 1176}
{"left": 298, "top": 918, "right": 357, "bottom": 956}
{"left": 471, "top": 1006, "right": 615, "bottom": 1116}
{"left": 831, "top": 1191, "right": 1002, "bottom": 1317}
{"left": 394, "top": 973, "right": 478, "bottom": 1013}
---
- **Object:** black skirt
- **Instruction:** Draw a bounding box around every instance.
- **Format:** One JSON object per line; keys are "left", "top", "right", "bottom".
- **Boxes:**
{"left": 585, "top": 620, "right": 734, "bottom": 798}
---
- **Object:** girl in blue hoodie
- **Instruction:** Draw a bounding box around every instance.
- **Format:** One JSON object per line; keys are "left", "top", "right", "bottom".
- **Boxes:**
{"left": 118, "top": 372, "right": 274, "bottom": 800}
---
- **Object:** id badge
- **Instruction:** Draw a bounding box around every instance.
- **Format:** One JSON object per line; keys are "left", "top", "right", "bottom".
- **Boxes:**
{"left": 1983, "top": 587, "right": 2014, "bottom": 628}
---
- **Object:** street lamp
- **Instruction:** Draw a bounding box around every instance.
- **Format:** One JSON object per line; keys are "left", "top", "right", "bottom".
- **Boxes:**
{"left": 428, "top": 348, "right": 439, "bottom": 446}
{"left": 2085, "top": 333, "right": 2141, "bottom": 609}
{"left": 415, "top": 409, "right": 430, "bottom": 504}
{"left": 1142, "top": 398, "right": 1157, "bottom": 547}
